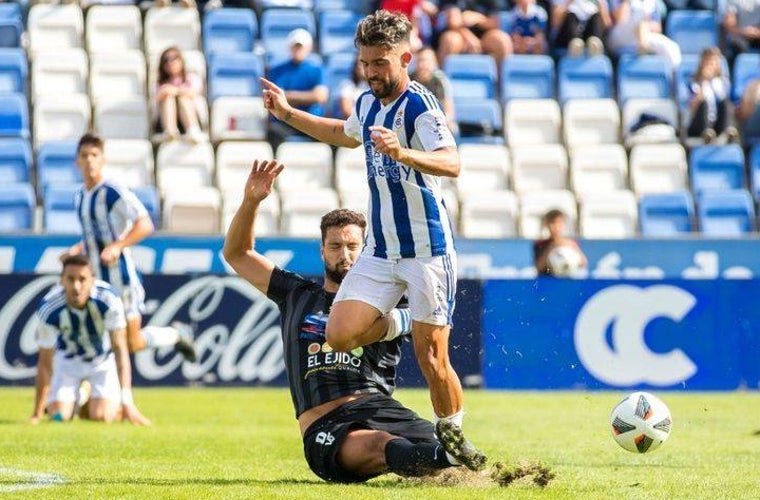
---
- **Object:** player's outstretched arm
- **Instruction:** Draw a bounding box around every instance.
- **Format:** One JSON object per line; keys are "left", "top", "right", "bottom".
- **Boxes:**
{"left": 29, "top": 348, "right": 53, "bottom": 424}
{"left": 110, "top": 328, "right": 151, "bottom": 426}
{"left": 223, "top": 160, "right": 285, "bottom": 295}
{"left": 260, "top": 77, "right": 361, "bottom": 148}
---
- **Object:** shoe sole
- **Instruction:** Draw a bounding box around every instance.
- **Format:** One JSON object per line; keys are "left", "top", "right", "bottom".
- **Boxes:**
{"left": 436, "top": 421, "right": 487, "bottom": 471}
{"left": 175, "top": 340, "right": 197, "bottom": 363}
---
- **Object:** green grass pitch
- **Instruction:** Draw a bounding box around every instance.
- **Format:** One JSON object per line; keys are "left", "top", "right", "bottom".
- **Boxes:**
{"left": 1, "top": 387, "right": 759, "bottom": 499}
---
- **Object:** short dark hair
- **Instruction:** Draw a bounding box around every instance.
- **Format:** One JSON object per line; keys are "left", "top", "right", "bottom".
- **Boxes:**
{"left": 77, "top": 132, "right": 104, "bottom": 154}
{"left": 61, "top": 254, "right": 92, "bottom": 273}
{"left": 543, "top": 209, "right": 565, "bottom": 225}
{"left": 354, "top": 10, "right": 412, "bottom": 49}
{"left": 320, "top": 209, "right": 367, "bottom": 242}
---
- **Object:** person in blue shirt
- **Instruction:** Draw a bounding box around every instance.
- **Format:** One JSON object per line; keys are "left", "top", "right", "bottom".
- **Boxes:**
{"left": 508, "top": 0, "right": 549, "bottom": 55}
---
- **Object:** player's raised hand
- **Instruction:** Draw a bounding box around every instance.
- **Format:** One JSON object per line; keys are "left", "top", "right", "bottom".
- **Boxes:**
{"left": 100, "top": 243, "right": 122, "bottom": 266}
{"left": 369, "top": 126, "right": 403, "bottom": 161}
{"left": 245, "top": 159, "right": 285, "bottom": 203}
{"left": 122, "top": 404, "right": 151, "bottom": 426}
{"left": 260, "top": 78, "right": 292, "bottom": 121}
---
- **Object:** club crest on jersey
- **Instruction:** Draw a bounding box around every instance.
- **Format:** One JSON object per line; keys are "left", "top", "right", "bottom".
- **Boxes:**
{"left": 393, "top": 110, "right": 404, "bottom": 130}
{"left": 299, "top": 312, "right": 328, "bottom": 340}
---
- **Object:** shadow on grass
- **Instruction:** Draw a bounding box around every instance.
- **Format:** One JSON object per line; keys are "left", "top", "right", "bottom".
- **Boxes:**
{"left": 66, "top": 478, "right": 326, "bottom": 487}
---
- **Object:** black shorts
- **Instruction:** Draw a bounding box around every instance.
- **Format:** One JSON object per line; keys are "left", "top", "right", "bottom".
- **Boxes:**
{"left": 302, "top": 393, "right": 437, "bottom": 483}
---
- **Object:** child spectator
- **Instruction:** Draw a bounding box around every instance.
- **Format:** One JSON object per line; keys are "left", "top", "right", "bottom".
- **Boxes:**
{"left": 685, "top": 47, "right": 738, "bottom": 144}
{"left": 534, "top": 209, "right": 587, "bottom": 277}
{"left": 508, "top": 0, "right": 549, "bottom": 55}
{"left": 154, "top": 47, "right": 205, "bottom": 143}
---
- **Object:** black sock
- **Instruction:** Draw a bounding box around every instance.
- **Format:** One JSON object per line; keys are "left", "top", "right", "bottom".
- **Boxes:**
{"left": 384, "top": 438, "right": 455, "bottom": 477}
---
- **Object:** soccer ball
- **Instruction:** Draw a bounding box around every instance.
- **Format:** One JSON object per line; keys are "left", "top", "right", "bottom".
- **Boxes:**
{"left": 547, "top": 244, "right": 583, "bottom": 276}
{"left": 610, "top": 392, "right": 672, "bottom": 453}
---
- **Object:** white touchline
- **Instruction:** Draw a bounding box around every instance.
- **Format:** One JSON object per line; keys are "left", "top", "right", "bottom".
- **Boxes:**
{"left": 0, "top": 467, "right": 66, "bottom": 492}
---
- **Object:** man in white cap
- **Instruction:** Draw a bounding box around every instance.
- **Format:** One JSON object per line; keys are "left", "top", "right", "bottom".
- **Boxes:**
{"left": 267, "top": 28, "right": 329, "bottom": 149}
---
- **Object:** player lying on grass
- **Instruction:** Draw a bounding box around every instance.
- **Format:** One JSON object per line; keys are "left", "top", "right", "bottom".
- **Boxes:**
{"left": 223, "top": 160, "right": 480, "bottom": 483}
{"left": 29, "top": 254, "right": 150, "bottom": 425}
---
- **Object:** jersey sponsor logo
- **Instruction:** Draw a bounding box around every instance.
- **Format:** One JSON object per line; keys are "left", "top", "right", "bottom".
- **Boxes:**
{"left": 306, "top": 343, "right": 364, "bottom": 370}
{"left": 307, "top": 343, "right": 321, "bottom": 355}
{"left": 299, "top": 312, "right": 328, "bottom": 340}
{"left": 315, "top": 431, "right": 335, "bottom": 446}
{"left": 363, "top": 141, "right": 414, "bottom": 183}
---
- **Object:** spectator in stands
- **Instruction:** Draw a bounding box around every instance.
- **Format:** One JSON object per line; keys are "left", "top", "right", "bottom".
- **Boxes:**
{"left": 337, "top": 57, "right": 369, "bottom": 120}
{"left": 267, "top": 28, "right": 328, "bottom": 150}
{"left": 436, "top": 0, "right": 513, "bottom": 70}
{"left": 737, "top": 75, "right": 760, "bottom": 141}
{"left": 155, "top": 0, "right": 197, "bottom": 7}
{"left": 722, "top": 0, "right": 760, "bottom": 60}
{"left": 508, "top": 0, "right": 549, "bottom": 55}
{"left": 685, "top": 47, "right": 738, "bottom": 144}
{"left": 533, "top": 209, "right": 587, "bottom": 276}
{"left": 607, "top": 0, "right": 682, "bottom": 69}
{"left": 410, "top": 46, "right": 458, "bottom": 134}
{"left": 551, "top": 0, "right": 610, "bottom": 57}
{"left": 154, "top": 47, "right": 205, "bottom": 144}
{"left": 377, "top": 0, "right": 440, "bottom": 50}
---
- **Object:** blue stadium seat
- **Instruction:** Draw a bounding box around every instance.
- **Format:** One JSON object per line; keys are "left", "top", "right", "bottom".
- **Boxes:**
{"left": 617, "top": 55, "right": 673, "bottom": 104}
{"left": 0, "top": 93, "right": 29, "bottom": 139}
{"left": 0, "top": 48, "right": 27, "bottom": 95}
{"left": 202, "top": 9, "right": 257, "bottom": 56}
{"left": 698, "top": 189, "right": 755, "bottom": 236}
{"left": 666, "top": 10, "right": 718, "bottom": 56}
{"left": 208, "top": 52, "right": 265, "bottom": 102}
{"left": 690, "top": 145, "right": 746, "bottom": 194}
{"left": 454, "top": 98, "right": 504, "bottom": 144}
{"left": 43, "top": 184, "right": 80, "bottom": 234}
{"left": 314, "top": 0, "right": 355, "bottom": 10}
{"left": 558, "top": 55, "right": 613, "bottom": 103}
{"left": 500, "top": 55, "right": 555, "bottom": 101}
{"left": 749, "top": 145, "right": 760, "bottom": 201}
{"left": 319, "top": 10, "right": 362, "bottom": 54}
{"left": 0, "top": 3, "right": 22, "bottom": 48}
{"left": 37, "top": 141, "right": 81, "bottom": 195}
{"left": 0, "top": 137, "right": 31, "bottom": 183}
{"left": 0, "top": 182, "right": 35, "bottom": 232}
{"left": 325, "top": 51, "right": 356, "bottom": 117}
{"left": 132, "top": 185, "right": 161, "bottom": 229}
{"left": 731, "top": 53, "right": 760, "bottom": 102}
{"left": 639, "top": 191, "right": 695, "bottom": 236}
{"left": 443, "top": 54, "right": 497, "bottom": 100}
{"left": 260, "top": 9, "right": 316, "bottom": 59}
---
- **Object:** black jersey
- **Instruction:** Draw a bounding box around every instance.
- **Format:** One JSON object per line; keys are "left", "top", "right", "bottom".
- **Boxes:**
{"left": 267, "top": 267, "right": 403, "bottom": 418}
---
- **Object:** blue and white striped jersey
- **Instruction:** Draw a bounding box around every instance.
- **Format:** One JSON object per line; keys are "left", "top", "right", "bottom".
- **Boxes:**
{"left": 36, "top": 280, "right": 126, "bottom": 362}
{"left": 75, "top": 181, "right": 148, "bottom": 291}
{"left": 345, "top": 81, "right": 457, "bottom": 260}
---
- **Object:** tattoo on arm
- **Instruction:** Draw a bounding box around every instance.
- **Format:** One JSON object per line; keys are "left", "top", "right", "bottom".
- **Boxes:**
{"left": 332, "top": 125, "right": 338, "bottom": 134}
{"left": 284, "top": 110, "right": 292, "bottom": 123}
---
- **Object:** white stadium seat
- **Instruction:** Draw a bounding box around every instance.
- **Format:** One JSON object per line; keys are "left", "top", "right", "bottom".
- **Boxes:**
{"left": 280, "top": 188, "right": 340, "bottom": 238}
{"left": 511, "top": 144, "right": 568, "bottom": 193}
{"left": 210, "top": 97, "right": 267, "bottom": 142}
{"left": 570, "top": 144, "right": 628, "bottom": 197}
{"left": 215, "top": 141, "right": 274, "bottom": 194}
{"left": 579, "top": 190, "right": 638, "bottom": 238}
{"left": 156, "top": 141, "right": 214, "bottom": 192}
{"left": 33, "top": 94, "right": 91, "bottom": 148}
{"left": 31, "top": 49, "right": 88, "bottom": 101}
{"left": 94, "top": 97, "right": 149, "bottom": 140}
{"left": 622, "top": 98, "right": 679, "bottom": 147}
{"left": 339, "top": 189, "right": 369, "bottom": 216}
{"left": 519, "top": 189, "right": 577, "bottom": 238}
{"left": 456, "top": 143, "right": 510, "bottom": 195}
{"left": 223, "top": 188, "right": 280, "bottom": 236}
{"left": 103, "top": 139, "right": 154, "bottom": 188}
{"left": 144, "top": 7, "right": 201, "bottom": 59}
{"left": 335, "top": 146, "right": 369, "bottom": 199}
{"left": 460, "top": 190, "right": 518, "bottom": 238}
{"left": 28, "top": 4, "right": 84, "bottom": 55}
{"left": 563, "top": 98, "right": 620, "bottom": 148}
{"left": 85, "top": 5, "right": 142, "bottom": 54}
{"left": 441, "top": 188, "right": 460, "bottom": 232}
{"left": 90, "top": 51, "right": 146, "bottom": 103}
{"left": 505, "top": 98, "right": 561, "bottom": 147}
{"left": 275, "top": 142, "right": 334, "bottom": 192}
{"left": 163, "top": 186, "right": 221, "bottom": 234}
{"left": 629, "top": 143, "right": 688, "bottom": 195}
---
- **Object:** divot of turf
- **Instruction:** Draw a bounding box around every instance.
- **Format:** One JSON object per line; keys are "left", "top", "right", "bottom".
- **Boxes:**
{"left": 490, "top": 460, "right": 555, "bottom": 488}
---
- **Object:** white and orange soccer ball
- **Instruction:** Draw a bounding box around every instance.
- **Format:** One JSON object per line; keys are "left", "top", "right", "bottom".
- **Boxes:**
{"left": 610, "top": 392, "right": 673, "bottom": 453}
{"left": 547, "top": 244, "right": 584, "bottom": 276}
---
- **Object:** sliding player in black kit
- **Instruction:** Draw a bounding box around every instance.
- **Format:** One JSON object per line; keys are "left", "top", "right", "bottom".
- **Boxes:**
{"left": 223, "top": 160, "right": 480, "bottom": 483}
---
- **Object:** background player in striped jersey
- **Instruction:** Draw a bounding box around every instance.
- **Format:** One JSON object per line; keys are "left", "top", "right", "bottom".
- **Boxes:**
{"left": 260, "top": 10, "right": 485, "bottom": 470}
{"left": 224, "top": 159, "right": 468, "bottom": 483}
{"left": 30, "top": 255, "right": 150, "bottom": 425}
{"left": 60, "top": 133, "right": 196, "bottom": 363}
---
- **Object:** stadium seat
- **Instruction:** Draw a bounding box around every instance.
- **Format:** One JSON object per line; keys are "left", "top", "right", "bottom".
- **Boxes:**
{"left": 443, "top": 54, "right": 498, "bottom": 100}
{"left": 500, "top": 54, "right": 555, "bottom": 101}
{"left": 666, "top": 10, "right": 718, "bottom": 56}
{"left": 85, "top": 5, "right": 142, "bottom": 54}
{"left": 43, "top": 184, "right": 80, "bottom": 234}
{"left": 456, "top": 144, "right": 510, "bottom": 195}
{"left": 314, "top": 0, "right": 354, "bottom": 10}
{"left": 505, "top": 98, "right": 560, "bottom": 147}
{"left": 27, "top": 4, "right": 84, "bottom": 55}
{"left": 454, "top": 98, "right": 504, "bottom": 144}
{"left": 31, "top": 49, "right": 88, "bottom": 101}
{"left": 163, "top": 186, "right": 221, "bottom": 234}
{"left": 579, "top": 190, "right": 638, "bottom": 238}
{"left": 318, "top": 10, "right": 362, "bottom": 55}
{"left": 689, "top": 144, "right": 746, "bottom": 194}
{"left": 622, "top": 98, "right": 679, "bottom": 145}
{"left": 0, "top": 48, "right": 27, "bottom": 95}
{"left": 33, "top": 94, "right": 91, "bottom": 148}
{"left": 0, "top": 93, "right": 29, "bottom": 139}
{"left": 223, "top": 187, "right": 280, "bottom": 235}
{"left": 208, "top": 52, "right": 265, "bottom": 102}
{"left": 131, "top": 185, "right": 161, "bottom": 228}
{"left": 639, "top": 191, "right": 695, "bottom": 236}
{"left": 275, "top": 142, "right": 334, "bottom": 192}
{"left": 95, "top": 97, "right": 149, "bottom": 140}
{"left": 558, "top": 55, "right": 613, "bottom": 103}
{"left": 676, "top": 53, "right": 729, "bottom": 107}
{"left": 155, "top": 142, "right": 215, "bottom": 192}
{"left": 459, "top": 190, "right": 518, "bottom": 238}
{"left": 563, "top": 99, "right": 620, "bottom": 147}
{"left": 731, "top": 52, "right": 760, "bottom": 103}
{"left": 0, "top": 183, "right": 35, "bottom": 232}
{"left": 0, "top": 137, "right": 31, "bottom": 184}
{"left": 144, "top": 7, "right": 201, "bottom": 58}
{"left": 518, "top": 189, "right": 577, "bottom": 238}
{"left": 202, "top": 8, "right": 257, "bottom": 55}
{"left": 0, "top": 3, "right": 22, "bottom": 48}
{"left": 750, "top": 145, "right": 760, "bottom": 202}
{"left": 511, "top": 144, "right": 568, "bottom": 193}
{"left": 570, "top": 144, "right": 628, "bottom": 197}
{"left": 215, "top": 141, "right": 275, "bottom": 194}
{"left": 211, "top": 97, "right": 268, "bottom": 142}
{"left": 103, "top": 139, "right": 154, "bottom": 188}
{"left": 260, "top": 9, "right": 316, "bottom": 60}
{"left": 37, "top": 141, "right": 80, "bottom": 194}
{"left": 89, "top": 51, "right": 147, "bottom": 103}
{"left": 697, "top": 189, "right": 755, "bottom": 236}
{"left": 280, "top": 188, "right": 340, "bottom": 238}
{"left": 617, "top": 55, "right": 673, "bottom": 104}
{"left": 334, "top": 146, "right": 369, "bottom": 201}
{"left": 629, "top": 143, "right": 688, "bottom": 195}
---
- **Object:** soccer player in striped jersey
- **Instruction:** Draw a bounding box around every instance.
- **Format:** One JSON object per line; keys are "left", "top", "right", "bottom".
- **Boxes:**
{"left": 30, "top": 254, "right": 150, "bottom": 424}
{"left": 60, "top": 133, "right": 196, "bottom": 363}
{"left": 224, "top": 159, "right": 470, "bottom": 482}
{"left": 260, "top": 10, "right": 486, "bottom": 470}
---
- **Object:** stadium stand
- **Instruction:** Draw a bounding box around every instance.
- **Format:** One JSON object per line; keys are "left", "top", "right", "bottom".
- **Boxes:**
{"left": 215, "top": 141, "right": 274, "bottom": 195}
{"left": 0, "top": 3, "right": 23, "bottom": 48}
{"left": 616, "top": 55, "right": 673, "bottom": 104}
{"left": 144, "top": 7, "right": 200, "bottom": 59}
{"left": 0, "top": 137, "right": 31, "bottom": 184}
{"left": 500, "top": 54, "right": 555, "bottom": 101}
{"left": 639, "top": 191, "right": 695, "bottom": 236}
{"left": 519, "top": 189, "right": 578, "bottom": 239}
{"left": 155, "top": 141, "right": 215, "bottom": 192}
{"left": 579, "top": 190, "right": 639, "bottom": 238}
{"left": 570, "top": 144, "right": 628, "bottom": 197}
{"left": 334, "top": 146, "right": 368, "bottom": 200}
{"left": 456, "top": 144, "right": 511, "bottom": 195}
{"left": 280, "top": 188, "right": 340, "bottom": 238}
{"left": 94, "top": 97, "right": 150, "bottom": 140}
{"left": 0, "top": 48, "right": 27, "bottom": 95}
{"left": 163, "top": 186, "right": 221, "bottom": 234}
{"left": 512, "top": 145, "right": 569, "bottom": 193}
{"left": 665, "top": 10, "right": 719, "bottom": 56}
{"left": 505, "top": 98, "right": 561, "bottom": 147}
{"left": 43, "top": 184, "right": 80, "bottom": 234}
{"left": 36, "top": 141, "right": 81, "bottom": 195}
{"left": 443, "top": 54, "right": 498, "bottom": 100}
{"left": 89, "top": 51, "right": 147, "bottom": 103}
{"left": 460, "top": 190, "right": 519, "bottom": 238}
{"left": 210, "top": 97, "right": 268, "bottom": 142}
{"left": 454, "top": 97, "right": 504, "bottom": 144}
{"left": 697, "top": 190, "right": 755, "bottom": 236}
{"left": 208, "top": 52, "right": 264, "bottom": 102}
{"left": 132, "top": 184, "right": 161, "bottom": 228}
{"left": 0, "top": 93, "right": 29, "bottom": 139}
{"left": 27, "top": 4, "right": 84, "bottom": 56}
{"left": 318, "top": 10, "right": 362, "bottom": 55}
{"left": 31, "top": 49, "right": 88, "bottom": 102}
{"left": 85, "top": 5, "right": 142, "bottom": 54}
{"left": 689, "top": 144, "right": 747, "bottom": 194}
{"left": 260, "top": 8, "right": 316, "bottom": 60}
{"left": 563, "top": 99, "right": 621, "bottom": 147}
{"left": 558, "top": 55, "right": 613, "bottom": 103}
{"left": 731, "top": 53, "right": 760, "bottom": 103}
{"left": 103, "top": 139, "right": 155, "bottom": 189}
{"left": 630, "top": 143, "right": 689, "bottom": 195}
{"left": 33, "top": 94, "right": 90, "bottom": 148}
{"left": 0, "top": 183, "right": 35, "bottom": 232}
{"left": 223, "top": 187, "right": 280, "bottom": 235}
{"left": 202, "top": 8, "right": 257, "bottom": 56}
{"left": 275, "top": 142, "right": 334, "bottom": 192}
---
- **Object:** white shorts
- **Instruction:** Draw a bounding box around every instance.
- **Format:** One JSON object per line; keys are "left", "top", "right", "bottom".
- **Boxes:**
{"left": 119, "top": 284, "right": 145, "bottom": 321}
{"left": 48, "top": 352, "right": 120, "bottom": 405}
{"left": 334, "top": 253, "right": 457, "bottom": 326}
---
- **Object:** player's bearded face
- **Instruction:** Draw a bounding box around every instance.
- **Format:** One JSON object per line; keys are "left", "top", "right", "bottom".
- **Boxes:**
{"left": 360, "top": 45, "right": 407, "bottom": 100}
{"left": 322, "top": 225, "right": 363, "bottom": 285}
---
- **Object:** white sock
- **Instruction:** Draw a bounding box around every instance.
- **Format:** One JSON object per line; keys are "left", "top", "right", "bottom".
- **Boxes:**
{"left": 382, "top": 308, "right": 412, "bottom": 341}
{"left": 434, "top": 408, "right": 464, "bottom": 428}
{"left": 141, "top": 326, "right": 180, "bottom": 348}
